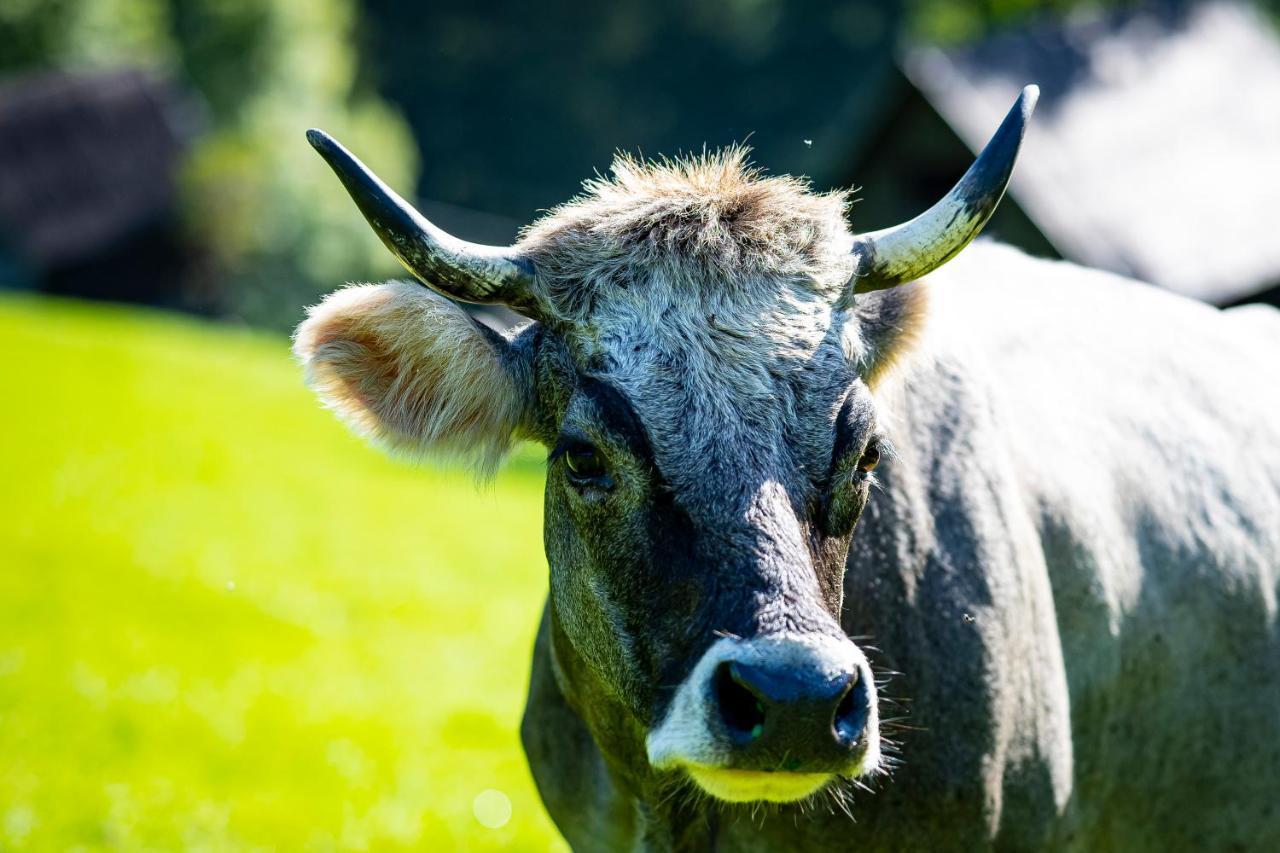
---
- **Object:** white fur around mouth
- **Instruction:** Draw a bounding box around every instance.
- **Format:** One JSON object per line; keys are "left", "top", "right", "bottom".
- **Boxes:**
{"left": 646, "top": 633, "right": 881, "bottom": 780}
{"left": 685, "top": 765, "right": 831, "bottom": 803}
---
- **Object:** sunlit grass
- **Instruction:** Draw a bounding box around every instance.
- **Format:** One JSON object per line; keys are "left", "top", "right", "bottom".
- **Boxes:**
{"left": 0, "top": 294, "right": 564, "bottom": 850}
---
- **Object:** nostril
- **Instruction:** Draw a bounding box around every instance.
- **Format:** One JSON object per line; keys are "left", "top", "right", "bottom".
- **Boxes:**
{"left": 714, "top": 662, "right": 766, "bottom": 742}
{"left": 833, "top": 670, "right": 869, "bottom": 746}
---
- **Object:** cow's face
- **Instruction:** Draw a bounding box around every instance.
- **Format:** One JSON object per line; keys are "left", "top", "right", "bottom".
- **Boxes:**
{"left": 530, "top": 317, "right": 893, "bottom": 804}
{"left": 296, "top": 88, "right": 1032, "bottom": 806}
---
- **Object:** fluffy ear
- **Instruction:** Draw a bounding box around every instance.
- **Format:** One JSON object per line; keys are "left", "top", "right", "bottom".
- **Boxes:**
{"left": 852, "top": 282, "right": 929, "bottom": 388}
{"left": 294, "top": 281, "right": 533, "bottom": 476}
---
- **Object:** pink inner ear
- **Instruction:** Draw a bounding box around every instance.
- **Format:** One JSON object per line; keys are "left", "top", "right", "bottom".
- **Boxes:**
{"left": 319, "top": 331, "right": 414, "bottom": 439}
{"left": 857, "top": 283, "right": 930, "bottom": 389}
{"left": 301, "top": 311, "right": 367, "bottom": 405}
{"left": 295, "top": 281, "right": 526, "bottom": 475}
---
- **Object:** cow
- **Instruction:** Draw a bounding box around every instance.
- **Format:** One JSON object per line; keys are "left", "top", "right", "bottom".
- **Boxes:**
{"left": 294, "top": 86, "right": 1280, "bottom": 851}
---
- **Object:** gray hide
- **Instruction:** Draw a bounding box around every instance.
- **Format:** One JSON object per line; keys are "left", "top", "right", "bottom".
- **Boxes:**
{"left": 522, "top": 242, "right": 1280, "bottom": 851}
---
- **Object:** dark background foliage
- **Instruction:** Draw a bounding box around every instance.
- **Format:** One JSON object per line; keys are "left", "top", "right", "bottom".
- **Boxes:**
{"left": 1, "top": 0, "right": 1185, "bottom": 329}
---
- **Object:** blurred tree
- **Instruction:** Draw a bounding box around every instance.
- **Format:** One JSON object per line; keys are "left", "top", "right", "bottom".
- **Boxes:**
{"left": 0, "top": 0, "right": 417, "bottom": 330}
{"left": 0, "top": 0, "right": 174, "bottom": 71}
{"left": 166, "top": 0, "right": 417, "bottom": 328}
{"left": 907, "top": 0, "right": 1104, "bottom": 43}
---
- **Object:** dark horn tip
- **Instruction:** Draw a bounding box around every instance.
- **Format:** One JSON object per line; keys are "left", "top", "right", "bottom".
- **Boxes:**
{"left": 306, "top": 128, "right": 339, "bottom": 156}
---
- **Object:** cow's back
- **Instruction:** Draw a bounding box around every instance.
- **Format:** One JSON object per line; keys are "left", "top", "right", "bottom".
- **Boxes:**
{"left": 837, "top": 243, "right": 1280, "bottom": 851}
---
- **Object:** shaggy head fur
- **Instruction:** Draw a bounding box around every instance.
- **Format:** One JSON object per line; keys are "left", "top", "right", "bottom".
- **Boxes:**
{"left": 506, "top": 149, "right": 922, "bottom": 507}
{"left": 518, "top": 146, "right": 858, "bottom": 326}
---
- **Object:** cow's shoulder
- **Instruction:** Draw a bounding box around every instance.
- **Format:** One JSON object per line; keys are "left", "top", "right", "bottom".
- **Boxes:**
{"left": 865, "top": 243, "right": 1280, "bottom": 848}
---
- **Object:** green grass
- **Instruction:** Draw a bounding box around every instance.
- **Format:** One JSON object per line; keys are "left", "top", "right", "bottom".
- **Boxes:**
{"left": 0, "top": 295, "right": 565, "bottom": 850}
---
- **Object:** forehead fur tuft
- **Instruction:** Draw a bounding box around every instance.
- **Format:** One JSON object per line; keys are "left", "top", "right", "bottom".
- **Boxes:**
{"left": 518, "top": 146, "right": 855, "bottom": 324}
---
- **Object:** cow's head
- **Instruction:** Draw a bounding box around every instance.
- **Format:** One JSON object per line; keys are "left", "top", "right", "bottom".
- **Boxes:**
{"left": 295, "top": 88, "right": 1035, "bottom": 805}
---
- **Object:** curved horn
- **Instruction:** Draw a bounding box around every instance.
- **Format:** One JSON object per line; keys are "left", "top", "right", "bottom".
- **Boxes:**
{"left": 306, "top": 129, "right": 536, "bottom": 310}
{"left": 850, "top": 84, "right": 1038, "bottom": 294}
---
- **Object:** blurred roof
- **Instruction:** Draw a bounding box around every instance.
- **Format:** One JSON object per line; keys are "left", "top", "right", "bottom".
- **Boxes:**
{"left": 0, "top": 68, "right": 198, "bottom": 270}
{"left": 903, "top": 1, "right": 1280, "bottom": 303}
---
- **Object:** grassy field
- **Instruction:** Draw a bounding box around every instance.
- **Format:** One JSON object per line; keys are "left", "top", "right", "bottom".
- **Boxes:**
{"left": 0, "top": 295, "right": 564, "bottom": 850}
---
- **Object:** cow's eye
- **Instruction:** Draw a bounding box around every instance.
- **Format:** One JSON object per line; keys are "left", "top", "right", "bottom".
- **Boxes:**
{"left": 857, "top": 441, "right": 881, "bottom": 474}
{"left": 565, "top": 444, "right": 608, "bottom": 483}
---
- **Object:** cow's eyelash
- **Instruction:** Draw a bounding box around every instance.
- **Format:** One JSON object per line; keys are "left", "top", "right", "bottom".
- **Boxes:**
{"left": 831, "top": 432, "right": 887, "bottom": 478}
{"left": 548, "top": 439, "right": 591, "bottom": 464}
